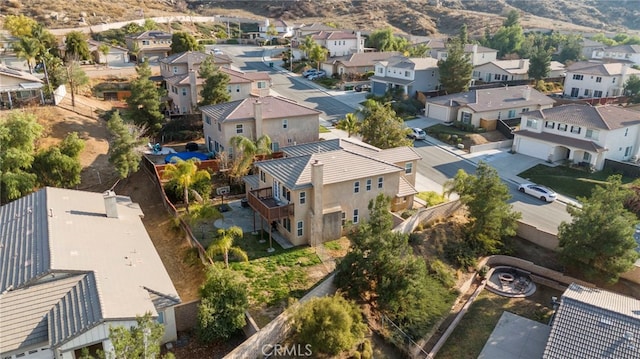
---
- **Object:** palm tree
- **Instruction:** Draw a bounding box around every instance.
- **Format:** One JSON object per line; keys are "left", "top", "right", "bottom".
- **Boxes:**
{"left": 309, "top": 43, "right": 328, "bottom": 70}
{"left": 228, "top": 134, "right": 272, "bottom": 182}
{"left": 299, "top": 35, "right": 315, "bottom": 60}
{"left": 206, "top": 226, "right": 248, "bottom": 268}
{"left": 98, "top": 43, "right": 110, "bottom": 67}
{"left": 13, "top": 37, "right": 42, "bottom": 73}
{"left": 336, "top": 112, "right": 360, "bottom": 138}
{"left": 162, "top": 159, "right": 211, "bottom": 213}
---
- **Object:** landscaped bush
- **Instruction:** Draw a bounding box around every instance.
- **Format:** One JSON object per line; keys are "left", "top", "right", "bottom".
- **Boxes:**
{"left": 226, "top": 39, "right": 240, "bottom": 44}
{"left": 428, "top": 259, "right": 456, "bottom": 288}
{"left": 164, "top": 175, "right": 213, "bottom": 205}
{"left": 444, "top": 240, "right": 478, "bottom": 269}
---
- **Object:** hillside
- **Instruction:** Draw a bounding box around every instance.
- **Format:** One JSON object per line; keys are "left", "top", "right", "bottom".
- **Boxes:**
{"left": 2, "top": 0, "right": 638, "bottom": 37}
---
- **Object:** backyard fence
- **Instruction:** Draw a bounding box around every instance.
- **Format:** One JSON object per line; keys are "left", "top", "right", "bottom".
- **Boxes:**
{"left": 469, "top": 139, "right": 513, "bottom": 153}
{"left": 393, "top": 200, "right": 462, "bottom": 234}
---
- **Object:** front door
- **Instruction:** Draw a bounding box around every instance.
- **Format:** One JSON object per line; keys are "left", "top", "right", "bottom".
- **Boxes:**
{"left": 273, "top": 179, "right": 280, "bottom": 200}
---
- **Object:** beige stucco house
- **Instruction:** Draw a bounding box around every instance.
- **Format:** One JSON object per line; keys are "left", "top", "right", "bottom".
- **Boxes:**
{"left": 0, "top": 188, "right": 180, "bottom": 359}
{"left": 200, "top": 96, "right": 321, "bottom": 155}
{"left": 160, "top": 51, "right": 269, "bottom": 114}
{"left": 472, "top": 59, "right": 565, "bottom": 84}
{"left": 320, "top": 51, "right": 401, "bottom": 77}
{"left": 244, "top": 138, "right": 421, "bottom": 246}
{"left": 124, "top": 30, "right": 172, "bottom": 62}
{"left": 0, "top": 64, "right": 44, "bottom": 108}
{"left": 424, "top": 85, "right": 556, "bottom": 130}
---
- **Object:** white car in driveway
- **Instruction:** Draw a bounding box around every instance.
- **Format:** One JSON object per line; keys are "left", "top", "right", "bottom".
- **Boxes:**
{"left": 408, "top": 127, "right": 426, "bottom": 140}
{"left": 518, "top": 183, "right": 558, "bottom": 202}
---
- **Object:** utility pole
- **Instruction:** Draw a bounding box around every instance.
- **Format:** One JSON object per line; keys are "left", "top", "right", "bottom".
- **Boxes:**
{"left": 290, "top": 41, "right": 293, "bottom": 72}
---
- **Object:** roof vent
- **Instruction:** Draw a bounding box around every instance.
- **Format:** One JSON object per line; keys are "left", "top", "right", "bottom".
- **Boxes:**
{"left": 103, "top": 190, "right": 118, "bottom": 218}
{"left": 624, "top": 331, "right": 635, "bottom": 341}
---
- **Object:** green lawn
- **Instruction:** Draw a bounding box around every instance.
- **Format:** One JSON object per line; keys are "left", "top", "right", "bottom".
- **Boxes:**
{"left": 436, "top": 286, "right": 562, "bottom": 359}
{"left": 319, "top": 125, "right": 331, "bottom": 133}
{"left": 518, "top": 164, "right": 635, "bottom": 199}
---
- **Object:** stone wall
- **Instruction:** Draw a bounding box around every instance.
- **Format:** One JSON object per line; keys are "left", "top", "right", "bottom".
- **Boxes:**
{"left": 516, "top": 221, "right": 559, "bottom": 250}
{"left": 394, "top": 200, "right": 462, "bottom": 234}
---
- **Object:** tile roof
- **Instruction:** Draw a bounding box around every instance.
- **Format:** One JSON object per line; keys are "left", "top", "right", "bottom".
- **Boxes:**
{"left": 126, "top": 30, "right": 172, "bottom": 40}
{"left": 325, "top": 51, "right": 402, "bottom": 67}
{"left": 565, "top": 61, "right": 640, "bottom": 76}
{"left": 514, "top": 130, "right": 606, "bottom": 153}
{"left": 602, "top": 44, "right": 640, "bottom": 54}
{"left": 524, "top": 104, "right": 640, "bottom": 130}
{"left": 200, "top": 96, "right": 321, "bottom": 123}
{"left": 311, "top": 30, "right": 358, "bottom": 41}
{"left": 281, "top": 138, "right": 421, "bottom": 164}
{"left": 380, "top": 56, "right": 439, "bottom": 70}
{"left": 543, "top": 283, "right": 640, "bottom": 359}
{"left": 0, "top": 188, "right": 180, "bottom": 352}
{"left": 397, "top": 176, "right": 418, "bottom": 197}
{"left": 484, "top": 59, "right": 565, "bottom": 74}
{"left": 426, "top": 39, "right": 497, "bottom": 53}
{"left": 427, "top": 85, "right": 555, "bottom": 112}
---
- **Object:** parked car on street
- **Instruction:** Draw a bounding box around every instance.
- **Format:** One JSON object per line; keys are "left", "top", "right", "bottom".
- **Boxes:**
{"left": 408, "top": 127, "right": 426, "bottom": 140}
{"left": 354, "top": 83, "right": 371, "bottom": 92}
{"left": 302, "top": 69, "right": 318, "bottom": 77}
{"left": 307, "top": 70, "right": 326, "bottom": 80}
{"left": 518, "top": 183, "right": 558, "bottom": 202}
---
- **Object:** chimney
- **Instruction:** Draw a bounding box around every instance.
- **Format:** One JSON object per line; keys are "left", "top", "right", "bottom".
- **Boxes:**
{"left": 523, "top": 86, "right": 531, "bottom": 101}
{"left": 519, "top": 59, "right": 526, "bottom": 69}
{"left": 103, "top": 190, "right": 118, "bottom": 218}
{"left": 254, "top": 99, "right": 263, "bottom": 137}
{"left": 472, "top": 44, "right": 478, "bottom": 55}
{"left": 356, "top": 31, "right": 363, "bottom": 54}
{"left": 189, "top": 69, "right": 198, "bottom": 113}
{"left": 310, "top": 159, "right": 324, "bottom": 246}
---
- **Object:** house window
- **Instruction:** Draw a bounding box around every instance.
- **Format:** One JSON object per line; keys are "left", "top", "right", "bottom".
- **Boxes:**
{"left": 461, "top": 112, "right": 472, "bottom": 124}
{"left": 405, "top": 163, "right": 413, "bottom": 174}
{"left": 584, "top": 89, "right": 592, "bottom": 97}
{"left": 570, "top": 126, "right": 581, "bottom": 134}
{"left": 526, "top": 119, "right": 538, "bottom": 128}
{"left": 625, "top": 128, "right": 629, "bottom": 136}
{"left": 522, "top": 108, "right": 529, "bottom": 113}
{"left": 596, "top": 76, "right": 602, "bottom": 83}
{"left": 283, "top": 218, "right": 291, "bottom": 232}
{"left": 545, "top": 121, "right": 555, "bottom": 129}
{"left": 257, "top": 81, "right": 266, "bottom": 89}
{"left": 341, "top": 212, "right": 346, "bottom": 226}
{"left": 572, "top": 74, "right": 584, "bottom": 80}
{"left": 353, "top": 209, "right": 359, "bottom": 224}
{"left": 502, "top": 75, "right": 508, "bottom": 81}
{"left": 558, "top": 123, "right": 568, "bottom": 131}
{"left": 405, "top": 71, "right": 410, "bottom": 77}
{"left": 625, "top": 146, "right": 633, "bottom": 157}
{"left": 227, "top": 85, "right": 232, "bottom": 93}
{"left": 217, "top": 122, "right": 221, "bottom": 132}
{"left": 354, "top": 181, "right": 360, "bottom": 193}
{"left": 172, "top": 66, "right": 178, "bottom": 74}
{"left": 570, "top": 88, "right": 579, "bottom": 97}
{"left": 182, "top": 88, "right": 187, "bottom": 96}
{"left": 142, "top": 40, "right": 149, "bottom": 45}
{"left": 297, "top": 221, "right": 303, "bottom": 236}
{"left": 300, "top": 191, "right": 306, "bottom": 205}
{"left": 583, "top": 152, "right": 591, "bottom": 162}
{"left": 260, "top": 170, "right": 266, "bottom": 182}
{"left": 613, "top": 77, "right": 616, "bottom": 83}
{"left": 594, "top": 90, "right": 603, "bottom": 98}
{"left": 377, "top": 177, "right": 383, "bottom": 189}
{"left": 585, "top": 129, "right": 599, "bottom": 140}
{"left": 157, "top": 311, "right": 164, "bottom": 324}
{"left": 378, "top": 67, "right": 383, "bottom": 74}
{"left": 507, "top": 110, "right": 516, "bottom": 118}
{"left": 366, "top": 179, "right": 372, "bottom": 191}
{"left": 494, "top": 74, "right": 501, "bottom": 80}
{"left": 236, "top": 85, "right": 240, "bottom": 93}
{"left": 236, "top": 124, "right": 243, "bottom": 134}
{"left": 282, "top": 119, "right": 288, "bottom": 129}
{"left": 205, "top": 115, "right": 211, "bottom": 125}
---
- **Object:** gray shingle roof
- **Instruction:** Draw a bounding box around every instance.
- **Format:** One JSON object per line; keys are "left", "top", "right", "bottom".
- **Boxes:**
{"left": 126, "top": 30, "right": 172, "bottom": 40}
{"left": 427, "top": 85, "right": 555, "bottom": 112}
{"left": 565, "top": 61, "right": 640, "bottom": 76}
{"left": 326, "top": 52, "right": 402, "bottom": 68}
{"left": 281, "top": 138, "right": 421, "bottom": 164}
{"left": 201, "top": 96, "right": 321, "bottom": 123}
{"left": 524, "top": 104, "right": 640, "bottom": 130}
{"left": 543, "top": 283, "right": 640, "bottom": 359}
{"left": 514, "top": 130, "right": 606, "bottom": 153}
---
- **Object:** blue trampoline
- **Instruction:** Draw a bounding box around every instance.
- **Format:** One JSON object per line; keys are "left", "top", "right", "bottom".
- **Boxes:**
{"left": 164, "top": 152, "right": 210, "bottom": 164}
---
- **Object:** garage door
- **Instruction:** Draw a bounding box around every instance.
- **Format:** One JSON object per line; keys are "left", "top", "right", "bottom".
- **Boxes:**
{"left": 425, "top": 103, "right": 450, "bottom": 122}
{"left": 514, "top": 136, "right": 551, "bottom": 161}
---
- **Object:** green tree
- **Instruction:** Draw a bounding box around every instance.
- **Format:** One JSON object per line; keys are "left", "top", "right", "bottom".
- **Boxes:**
{"left": 162, "top": 159, "right": 211, "bottom": 213}
{"left": 458, "top": 24, "right": 469, "bottom": 45}
{"left": 624, "top": 75, "right": 640, "bottom": 104}
{"left": 206, "top": 226, "right": 248, "bottom": 268}
{"left": 64, "top": 31, "right": 91, "bottom": 62}
{"left": 106, "top": 111, "right": 145, "bottom": 179}
{"left": 290, "top": 295, "right": 367, "bottom": 356}
{"left": 32, "top": 133, "right": 84, "bottom": 188}
{"left": 490, "top": 25, "right": 525, "bottom": 58}
{"left": 366, "top": 27, "right": 409, "bottom": 52}
{"left": 558, "top": 33, "right": 583, "bottom": 63}
{"left": 0, "top": 111, "right": 42, "bottom": 202}
{"left": 170, "top": 32, "right": 203, "bottom": 53}
{"left": 61, "top": 61, "right": 90, "bottom": 107}
{"left": 406, "top": 43, "right": 430, "bottom": 57}
{"left": 437, "top": 39, "right": 473, "bottom": 94}
{"left": 98, "top": 43, "right": 110, "bottom": 67}
{"left": 266, "top": 24, "right": 278, "bottom": 39}
{"left": 127, "top": 61, "right": 166, "bottom": 135}
{"left": 198, "top": 56, "right": 231, "bottom": 106}
{"left": 309, "top": 43, "right": 328, "bottom": 70}
{"left": 12, "top": 36, "right": 43, "bottom": 73}
{"left": 143, "top": 18, "right": 158, "bottom": 31}
{"left": 528, "top": 46, "right": 552, "bottom": 81}
{"left": 336, "top": 112, "right": 360, "bottom": 138}
{"left": 591, "top": 33, "right": 617, "bottom": 47}
{"left": 3, "top": 14, "right": 37, "bottom": 37}
{"left": 503, "top": 9, "right": 520, "bottom": 27}
{"left": 197, "top": 265, "right": 249, "bottom": 342}
{"left": 558, "top": 175, "right": 639, "bottom": 284}
{"left": 228, "top": 134, "right": 272, "bottom": 182}
{"left": 107, "top": 312, "right": 165, "bottom": 359}
{"left": 299, "top": 35, "right": 316, "bottom": 59}
{"left": 445, "top": 162, "right": 521, "bottom": 255}
{"left": 358, "top": 99, "right": 412, "bottom": 149}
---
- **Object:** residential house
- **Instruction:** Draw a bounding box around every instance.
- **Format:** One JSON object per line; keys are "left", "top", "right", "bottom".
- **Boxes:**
{"left": 293, "top": 23, "right": 340, "bottom": 45}
{"left": 0, "top": 64, "right": 44, "bottom": 109}
{"left": 259, "top": 18, "right": 294, "bottom": 39}
{"left": 591, "top": 44, "right": 640, "bottom": 67}
{"left": 426, "top": 40, "right": 498, "bottom": 66}
{"left": 321, "top": 51, "right": 402, "bottom": 78}
{"left": 0, "top": 188, "right": 181, "bottom": 359}
{"left": 472, "top": 59, "right": 565, "bottom": 84}
{"left": 581, "top": 38, "right": 607, "bottom": 60}
{"left": 201, "top": 96, "right": 321, "bottom": 155}
{"left": 370, "top": 56, "right": 440, "bottom": 97}
{"left": 543, "top": 283, "right": 640, "bottom": 358}
{"left": 244, "top": 138, "right": 421, "bottom": 246}
{"left": 86, "top": 39, "right": 129, "bottom": 66}
{"left": 512, "top": 104, "right": 640, "bottom": 170}
{"left": 124, "top": 30, "right": 172, "bottom": 62}
{"left": 424, "top": 85, "right": 555, "bottom": 129}
{"left": 309, "top": 30, "right": 365, "bottom": 57}
{"left": 160, "top": 51, "right": 268, "bottom": 114}
{"left": 562, "top": 61, "right": 640, "bottom": 99}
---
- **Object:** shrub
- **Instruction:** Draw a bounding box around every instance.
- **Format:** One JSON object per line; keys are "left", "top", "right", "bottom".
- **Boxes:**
{"left": 444, "top": 240, "right": 478, "bottom": 269}
{"left": 226, "top": 39, "right": 239, "bottom": 44}
{"left": 428, "top": 259, "right": 456, "bottom": 288}
{"left": 361, "top": 340, "right": 373, "bottom": 359}
{"left": 409, "top": 232, "right": 424, "bottom": 245}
